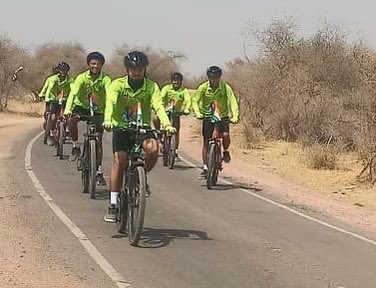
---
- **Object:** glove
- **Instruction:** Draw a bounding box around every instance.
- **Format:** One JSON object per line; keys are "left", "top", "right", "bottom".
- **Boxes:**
{"left": 230, "top": 116, "right": 239, "bottom": 124}
{"left": 196, "top": 112, "right": 203, "bottom": 120}
{"left": 64, "top": 110, "right": 72, "bottom": 116}
{"left": 102, "top": 121, "right": 113, "bottom": 131}
{"left": 165, "top": 125, "right": 177, "bottom": 134}
{"left": 183, "top": 109, "right": 190, "bottom": 115}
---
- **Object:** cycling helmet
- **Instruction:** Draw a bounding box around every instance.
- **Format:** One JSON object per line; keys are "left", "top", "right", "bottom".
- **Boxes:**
{"left": 171, "top": 72, "right": 183, "bottom": 81}
{"left": 123, "top": 51, "right": 149, "bottom": 68}
{"left": 58, "top": 62, "right": 70, "bottom": 72}
{"left": 206, "top": 66, "right": 222, "bottom": 77}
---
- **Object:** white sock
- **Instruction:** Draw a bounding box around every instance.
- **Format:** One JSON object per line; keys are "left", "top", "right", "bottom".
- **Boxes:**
{"left": 110, "top": 191, "right": 119, "bottom": 205}
{"left": 97, "top": 165, "right": 103, "bottom": 173}
{"left": 203, "top": 164, "right": 208, "bottom": 170}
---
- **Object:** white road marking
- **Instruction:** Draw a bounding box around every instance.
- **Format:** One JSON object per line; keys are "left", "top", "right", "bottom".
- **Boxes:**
{"left": 179, "top": 155, "right": 376, "bottom": 247}
{"left": 25, "top": 131, "right": 132, "bottom": 288}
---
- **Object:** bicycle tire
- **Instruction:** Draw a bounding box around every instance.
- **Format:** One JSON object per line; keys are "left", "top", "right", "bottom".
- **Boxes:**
{"left": 89, "top": 139, "right": 97, "bottom": 199}
{"left": 81, "top": 142, "right": 89, "bottom": 194}
{"left": 127, "top": 165, "right": 147, "bottom": 246}
{"left": 169, "top": 134, "right": 176, "bottom": 169}
{"left": 43, "top": 114, "right": 51, "bottom": 145}
{"left": 117, "top": 189, "right": 128, "bottom": 234}
{"left": 57, "top": 121, "right": 64, "bottom": 159}
{"left": 162, "top": 134, "right": 169, "bottom": 167}
{"left": 206, "top": 142, "right": 217, "bottom": 189}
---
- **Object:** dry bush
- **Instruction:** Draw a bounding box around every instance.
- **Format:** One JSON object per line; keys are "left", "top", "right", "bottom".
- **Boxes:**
{"left": 225, "top": 19, "right": 376, "bottom": 174}
{"left": 107, "top": 44, "right": 185, "bottom": 84}
{"left": 306, "top": 144, "right": 339, "bottom": 170}
{"left": 0, "top": 36, "right": 26, "bottom": 110}
{"left": 17, "top": 42, "right": 87, "bottom": 96}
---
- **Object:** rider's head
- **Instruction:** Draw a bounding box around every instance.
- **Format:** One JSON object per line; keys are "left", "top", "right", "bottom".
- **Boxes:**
{"left": 170, "top": 72, "right": 183, "bottom": 90}
{"left": 52, "top": 64, "right": 59, "bottom": 74}
{"left": 87, "top": 52, "right": 105, "bottom": 75}
{"left": 57, "top": 62, "right": 70, "bottom": 78}
{"left": 123, "top": 51, "right": 149, "bottom": 81}
{"left": 206, "top": 66, "right": 222, "bottom": 88}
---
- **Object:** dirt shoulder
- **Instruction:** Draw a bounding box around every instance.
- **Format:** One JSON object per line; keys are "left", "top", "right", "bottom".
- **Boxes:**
{"left": 0, "top": 113, "right": 113, "bottom": 288}
{"left": 179, "top": 116, "right": 376, "bottom": 237}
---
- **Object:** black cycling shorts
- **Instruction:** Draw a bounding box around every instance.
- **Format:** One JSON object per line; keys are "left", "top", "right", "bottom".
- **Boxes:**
{"left": 48, "top": 101, "right": 66, "bottom": 114}
{"left": 202, "top": 117, "right": 230, "bottom": 141}
{"left": 112, "top": 129, "right": 157, "bottom": 154}
{"left": 72, "top": 106, "right": 104, "bottom": 133}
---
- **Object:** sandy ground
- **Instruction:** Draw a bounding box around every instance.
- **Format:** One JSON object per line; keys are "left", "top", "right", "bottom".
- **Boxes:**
{"left": 0, "top": 113, "right": 106, "bottom": 288}
{"left": 179, "top": 117, "right": 376, "bottom": 237}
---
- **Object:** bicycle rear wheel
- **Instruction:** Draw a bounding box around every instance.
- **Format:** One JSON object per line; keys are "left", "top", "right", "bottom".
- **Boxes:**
{"left": 169, "top": 134, "right": 176, "bottom": 169}
{"left": 89, "top": 139, "right": 97, "bottom": 199}
{"left": 127, "top": 165, "right": 147, "bottom": 246}
{"left": 117, "top": 187, "right": 128, "bottom": 234}
{"left": 57, "top": 121, "right": 65, "bottom": 159}
{"left": 206, "top": 142, "right": 218, "bottom": 189}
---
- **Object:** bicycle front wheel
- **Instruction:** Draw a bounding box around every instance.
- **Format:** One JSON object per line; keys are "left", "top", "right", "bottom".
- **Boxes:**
{"left": 162, "top": 134, "right": 169, "bottom": 167}
{"left": 89, "top": 139, "right": 97, "bottom": 199}
{"left": 127, "top": 165, "right": 147, "bottom": 246}
{"left": 169, "top": 134, "right": 176, "bottom": 169}
{"left": 43, "top": 114, "right": 51, "bottom": 145}
{"left": 206, "top": 142, "right": 218, "bottom": 190}
{"left": 57, "top": 121, "right": 65, "bottom": 159}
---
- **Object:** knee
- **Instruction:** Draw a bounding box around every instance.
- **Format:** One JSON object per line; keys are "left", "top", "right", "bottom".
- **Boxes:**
{"left": 143, "top": 139, "right": 158, "bottom": 155}
{"left": 113, "top": 154, "right": 127, "bottom": 170}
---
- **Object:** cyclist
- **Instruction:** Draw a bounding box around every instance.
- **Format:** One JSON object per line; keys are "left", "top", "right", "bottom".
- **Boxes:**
{"left": 64, "top": 52, "right": 111, "bottom": 186}
{"left": 44, "top": 62, "right": 72, "bottom": 145}
{"left": 39, "top": 64, "right": 59, "bottom": 129}
{"left": 192, "top": 65, "right": 239, "bottom": 176}
{"left": 153, "top": 72, "right": 191, "bottom": 159}
{"left": 102, "top": 51, "right": 176, "bottom": 223}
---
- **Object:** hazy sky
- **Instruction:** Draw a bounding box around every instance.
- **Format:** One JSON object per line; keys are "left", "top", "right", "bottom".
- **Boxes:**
{"left": 1, "top": 0, "right": 376, "bottom": 76}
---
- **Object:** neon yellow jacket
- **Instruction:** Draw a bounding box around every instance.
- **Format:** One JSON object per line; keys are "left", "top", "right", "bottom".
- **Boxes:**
{"left": 65, "top": 70, "right": 111, "bottom": 114}
{"left": 44, "top": 74, "right": 73, "bottom": 103}
{"left": 160, "top": 84, "right": 191, "bottom": 112}
{"left": 38, "top": 75, "right": 56, "bottom": 100}
{"left": 104, "top": 76, "right": 171, "bottom": 128}
{"left": 192, "top": 80, "right": 239, "bottom": 121}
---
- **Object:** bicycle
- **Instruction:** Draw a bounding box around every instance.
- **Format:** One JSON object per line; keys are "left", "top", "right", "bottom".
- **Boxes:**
{"left": 54, "top": 99, "right": 67, "bottom": 159}
{"left": 116, "top": 121, "right": 157, "bottom": 246}
{"left": 43, "top": 108, "right": 52, "bottom": 145}
{"left": 77, "top": 96, "right": 99, "bottom": 199}
{"left": 161, "top": 102, "right": 185, "bottom": 169}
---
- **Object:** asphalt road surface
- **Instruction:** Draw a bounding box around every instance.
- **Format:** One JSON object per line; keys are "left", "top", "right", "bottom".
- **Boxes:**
{"left": 19, "top": 125, "right": 376, "bottom": 288}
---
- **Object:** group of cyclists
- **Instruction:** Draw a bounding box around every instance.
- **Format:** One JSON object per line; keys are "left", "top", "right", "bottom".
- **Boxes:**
{"left": 38, "top": 50, "right": 240, "bottom": 223}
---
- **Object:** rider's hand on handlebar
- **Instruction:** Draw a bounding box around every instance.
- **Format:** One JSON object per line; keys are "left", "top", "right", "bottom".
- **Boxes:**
{"left": 64, "top": 110, "right": 72, "bottom": 117}
{"left": 165, "top": 125, "right": 177, "bottom": 135}
{"left": 230, "top": 116, "right": 239, "bottom": 124}
{"left": 102, "top": 121, "right": 113, "bottom": 131}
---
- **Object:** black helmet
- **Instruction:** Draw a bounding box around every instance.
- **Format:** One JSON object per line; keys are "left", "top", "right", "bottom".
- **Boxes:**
{"left": 206, "top": 66, "right": 222, "bottom": 77}
{"left": 171, "top": 72, "right": 183, "bottom": 81}
{"left": 52, "top": 65, "right": 59, "bottom": 74}
{"left": 87, "top": 51, "right": 105, "bottom": 65}
{"left": 123, "top": 51, "right": 149, "bottom": 68}
{"left": 58, "top": 62, "right": 70, "bottom": 72}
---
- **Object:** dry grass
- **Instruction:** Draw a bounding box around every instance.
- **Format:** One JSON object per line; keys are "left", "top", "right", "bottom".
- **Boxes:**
{"left": 6, "top": 99, "right": 44, "bottom": 117}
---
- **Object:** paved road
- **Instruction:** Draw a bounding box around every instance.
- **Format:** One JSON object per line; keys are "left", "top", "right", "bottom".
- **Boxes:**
{"left": 25, "top": 126, "right": 376, "bottom": 288}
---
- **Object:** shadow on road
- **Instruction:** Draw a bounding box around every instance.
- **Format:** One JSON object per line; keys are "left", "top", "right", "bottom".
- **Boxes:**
{"left": 172, "top": 164, "right": 197, "bottom": 170}
{"left": 201, "top": 182, "right": 262, "bottom": 192}
{"left": 112, "top": 228, "right": 212, "bottom": 248}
